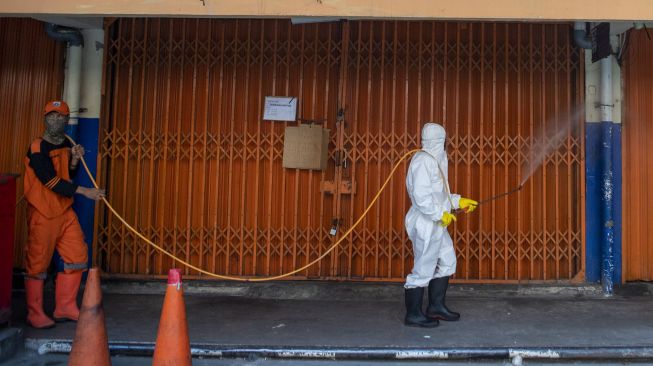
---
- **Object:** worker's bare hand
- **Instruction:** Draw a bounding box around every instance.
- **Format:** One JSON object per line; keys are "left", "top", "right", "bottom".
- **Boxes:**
{"left": 76, "top": 186, "right": 106, "bottom": 201}
{"left": 71, "top": 145, "right": 85, "bottom": 161}
{"left": 86, "top": 188, "right": 106, "bottom": 201}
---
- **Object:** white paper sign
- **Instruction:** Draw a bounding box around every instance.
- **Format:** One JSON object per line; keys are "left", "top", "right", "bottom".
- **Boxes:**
{"left": 263, "top": 96, "right": 297, "bottom": 121}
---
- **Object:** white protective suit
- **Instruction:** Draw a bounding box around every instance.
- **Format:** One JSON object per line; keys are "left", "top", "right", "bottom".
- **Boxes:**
{"left": 404, "top": 123, "right": 461, "bottom": 289}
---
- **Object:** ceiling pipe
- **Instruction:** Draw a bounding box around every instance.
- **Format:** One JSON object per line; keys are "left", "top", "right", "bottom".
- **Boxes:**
{"left": 574, "top": 21, "right": 592, "bottom": 49}
{"left": 45, "top": 23, "right": 83, "bottom": 47}
{"left": 290, "top": 17, "right": 341, "bottom": 24}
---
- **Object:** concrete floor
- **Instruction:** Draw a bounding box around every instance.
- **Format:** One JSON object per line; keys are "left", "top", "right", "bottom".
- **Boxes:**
{"left": 2, "top": 352, "right": 653, "bottom": 366}
{"left": 6, "top": 280, "right": 653, "bottom": 363}
{"left": 5, "top": 352, "right": 653, "bottom": 366}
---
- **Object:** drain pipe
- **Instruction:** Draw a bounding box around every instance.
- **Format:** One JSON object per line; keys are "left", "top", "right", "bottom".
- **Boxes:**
{"left": 45, "top": 23, "right": 83, "bottom": 47}
{"left": 45, "top": 23, "right": 83, "bottom": 141}
{"left": 574, "top": 22, "right": 592, "bottom": 49}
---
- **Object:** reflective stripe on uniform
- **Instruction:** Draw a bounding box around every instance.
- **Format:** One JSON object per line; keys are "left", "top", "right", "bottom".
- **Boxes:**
{"left": 24, "top": 272, "right": 47, "bottom": 280}
{"left": 63, "top": 262, "right": 88, "bottom": 271}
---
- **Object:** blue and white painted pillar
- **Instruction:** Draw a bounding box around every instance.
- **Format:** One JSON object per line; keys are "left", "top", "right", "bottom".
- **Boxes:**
{"left": 585, "top": 35, "right": 622, "bottom": 294}
{"left": 58, "top": 28, "right": 104, "bottom": 272}
{"left": 74, "top": 28, "right": 104, "bottom": 270}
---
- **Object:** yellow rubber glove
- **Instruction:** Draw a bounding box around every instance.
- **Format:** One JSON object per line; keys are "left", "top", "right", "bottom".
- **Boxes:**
{"left": 459, "top": 198, "right": 479, "bottom": 213}
{"left": 440, "top": 211, "right": 457, "bottom": 227}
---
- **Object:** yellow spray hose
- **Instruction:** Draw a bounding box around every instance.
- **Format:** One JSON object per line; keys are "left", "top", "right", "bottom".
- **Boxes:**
{"left": 70, "top": 134, "right": 420, "bottom": 282}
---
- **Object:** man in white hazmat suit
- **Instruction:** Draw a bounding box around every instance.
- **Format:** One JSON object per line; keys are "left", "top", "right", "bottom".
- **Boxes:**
{"left": 404, "top": 123, "right": 478, "bottom": 328}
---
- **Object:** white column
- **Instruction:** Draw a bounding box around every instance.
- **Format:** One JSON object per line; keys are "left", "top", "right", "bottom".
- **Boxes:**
{"left": 63, "top": 44, "right": 82, "bottom": 125}
{"left": 80, "top": 29, "right": 104, "bottom": 119}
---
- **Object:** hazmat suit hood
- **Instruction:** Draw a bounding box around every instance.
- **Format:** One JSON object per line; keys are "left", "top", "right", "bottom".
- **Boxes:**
{"left": 421, "top": 123, "right": 448, "bottom": 179}
{"left": 421, "top": 123, "right": 446, "bottom": 159}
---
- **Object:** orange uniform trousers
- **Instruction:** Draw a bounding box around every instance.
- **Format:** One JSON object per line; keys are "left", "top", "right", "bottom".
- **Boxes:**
{"left": 24, "top": 205, "right": 87, "bottom": 279}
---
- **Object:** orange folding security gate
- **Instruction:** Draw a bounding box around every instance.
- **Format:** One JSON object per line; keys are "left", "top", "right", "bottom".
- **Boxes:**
{"left": 623, "top": 29, "right": 653, "bottom": 281}
{"left": 98, "top": 19, "right": 584, "bottom": 282}
{"left": 1, "top": 18, "right": 65, "bottom": 268}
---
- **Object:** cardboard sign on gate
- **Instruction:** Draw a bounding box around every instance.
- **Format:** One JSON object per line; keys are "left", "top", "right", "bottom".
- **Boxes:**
{"left": 282, "top": 125, "right": 330, "bottom": 170}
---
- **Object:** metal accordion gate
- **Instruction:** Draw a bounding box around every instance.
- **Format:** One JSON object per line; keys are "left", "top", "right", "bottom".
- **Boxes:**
{"left": 623, "top": 29, "right": 653, "bottom": 282}
{"left": 1, "top": 18, "right": 65, "bottom": 268}
{"left": 98, "top": 19, "right": 584, "bottom": 282}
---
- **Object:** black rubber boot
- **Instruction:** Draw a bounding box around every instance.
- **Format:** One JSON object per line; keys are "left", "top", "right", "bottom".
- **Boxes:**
{"left": 404, "top": 287, "right": 439, "bottom": 328}
{"left": 426, "top": 276, "right": 460, "bottom": 321}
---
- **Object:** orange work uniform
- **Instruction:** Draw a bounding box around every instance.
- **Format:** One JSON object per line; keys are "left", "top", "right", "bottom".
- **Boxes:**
{"left": 23, "top": 138, "right": 87, "bottom": 279}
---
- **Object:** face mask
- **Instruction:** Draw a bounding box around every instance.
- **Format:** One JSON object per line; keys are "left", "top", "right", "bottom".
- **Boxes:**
{"left": 44, "top": 113, "right": 68, "bottom": 143}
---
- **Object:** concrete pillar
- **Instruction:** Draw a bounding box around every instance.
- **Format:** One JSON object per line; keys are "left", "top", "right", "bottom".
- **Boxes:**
{"left": 584, "top": 33, "right": 622, "bottom": 294}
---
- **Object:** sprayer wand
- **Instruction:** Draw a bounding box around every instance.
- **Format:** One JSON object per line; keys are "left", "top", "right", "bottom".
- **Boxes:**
{"left": 476, "top": 184, "right": 524, "bottom": 206}
{"left": 453, "top": 184, "right": 524, "bottom": 214}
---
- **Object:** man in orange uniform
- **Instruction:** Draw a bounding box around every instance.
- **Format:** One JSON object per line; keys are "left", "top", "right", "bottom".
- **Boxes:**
{"left": 23, "top": 100, "right": 105, "bottom": 329}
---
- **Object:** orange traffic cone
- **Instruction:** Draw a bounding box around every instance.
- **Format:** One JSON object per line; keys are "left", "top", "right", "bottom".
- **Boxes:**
{"left": 152, "top": 269, "right": 191, "bottom": 366}
{"left": 68, "top": 268, "right": 111, "bottom": 366}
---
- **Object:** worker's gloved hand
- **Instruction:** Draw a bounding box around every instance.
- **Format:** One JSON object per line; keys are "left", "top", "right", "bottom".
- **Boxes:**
{"left": 440, "top": 211, "right": 457, "bottom": 227}
{"left": 459, "top": 198, "right": 478, "bottom": 213}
